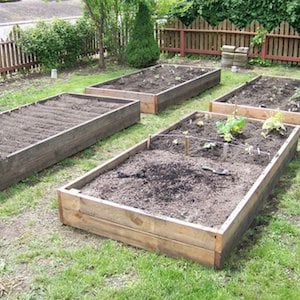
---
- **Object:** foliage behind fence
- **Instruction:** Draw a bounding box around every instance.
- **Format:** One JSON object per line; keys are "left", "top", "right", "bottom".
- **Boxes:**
{"left": 0, "top": 25, "right": 98, "bottom": 77}
{"left": 156, "top": 18, "right": 300, "bottom": 63}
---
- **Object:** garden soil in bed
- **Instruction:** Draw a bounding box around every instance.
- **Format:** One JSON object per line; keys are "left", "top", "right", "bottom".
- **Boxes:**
{"left": 95, "top": 64, "right": 212, "bottom": 93}
{"left": 0, "top": 94, "right": 123, "bottom": 159}
{"left": 218, "top": 76, "right": 300, "bottom": 112}
{"left": 81, "top": 115, "right": 291, "bottom": 227}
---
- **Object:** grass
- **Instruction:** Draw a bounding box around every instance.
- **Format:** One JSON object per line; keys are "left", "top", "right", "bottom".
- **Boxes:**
{"left": 0, "top": 60, "right": 299, "bottom": 299}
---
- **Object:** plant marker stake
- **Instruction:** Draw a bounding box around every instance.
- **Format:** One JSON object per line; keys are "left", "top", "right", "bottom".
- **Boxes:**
{"left": 185, "top": 136, "right": 190, "bottom": 156}
{"left": 147, "top": 134, "right": 151, "bottom": 149}
{"left": 223, "top": 142, "right": 229, "bottom": 159}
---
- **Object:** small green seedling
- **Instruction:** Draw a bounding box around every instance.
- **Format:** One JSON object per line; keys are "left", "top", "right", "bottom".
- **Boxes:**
{"left": 261, "top": 112, "right": 286, "bottom": 138}
{"left": 216, "top": 115, "right": 246, "bottom": 142}
{"left": 289, "top": 87, "right": 300, "bottom": 101}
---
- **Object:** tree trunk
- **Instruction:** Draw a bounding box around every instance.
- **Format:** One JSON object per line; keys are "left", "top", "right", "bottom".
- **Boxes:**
{"left": 98, "top": 2, "right": 105, "bottom": 69}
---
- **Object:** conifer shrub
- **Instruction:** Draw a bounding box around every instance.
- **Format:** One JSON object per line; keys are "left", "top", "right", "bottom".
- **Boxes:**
{"left": 125, "top": 2, "right": 160, "bottom": 68}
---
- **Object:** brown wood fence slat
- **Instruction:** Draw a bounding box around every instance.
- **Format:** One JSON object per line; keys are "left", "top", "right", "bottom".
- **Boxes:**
{"left": 158, "top": 17, "right": 300, "bottom": 63}
{"left": 0, "top": 25, "right": 99, "bottom": 77}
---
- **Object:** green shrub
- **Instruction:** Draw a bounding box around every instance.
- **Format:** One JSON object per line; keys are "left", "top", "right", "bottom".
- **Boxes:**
{"left": 172, "top": 0, "right": 300, "bottom": 32}
{"left": 125, "top": 2, "right": 160, "bottom": 68}
{"left": 18, "top": 18, "right": 96, "bottom": 70}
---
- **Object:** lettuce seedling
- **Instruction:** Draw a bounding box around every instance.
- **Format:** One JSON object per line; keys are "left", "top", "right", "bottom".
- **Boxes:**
{"left": 261, "top": 112, "right": 286, "bottom": 138}
{"left": 216, "top": 115, "right": 246, "bottom": 142}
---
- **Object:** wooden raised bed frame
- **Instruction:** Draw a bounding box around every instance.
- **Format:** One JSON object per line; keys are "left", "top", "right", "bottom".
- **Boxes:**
{"left": 58, "top": 111, "right": 299, "bottom": 268}
{"left": 85, "top": 64, "right": 221, "bottom": 114}
{"left": 209, "top": 75, "right": 300, "bottom": 125}
{"left": 0, "top": 93, "right": 140, "bottom": 190}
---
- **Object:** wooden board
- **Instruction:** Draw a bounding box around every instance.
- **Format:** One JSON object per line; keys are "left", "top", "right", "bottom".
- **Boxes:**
{"left": 58, "top": 111, "right": 299, "bottom": 268}
{"left": 215, "top": 126, "right": 299, "bottom": 268}
{"left": 0, "top": 93, "right": 140, "bottom": 190}
{"left": 209, "top": 75, "right": 300, "bottom": 125}
{"left": 85, "top": 64, "right": 221, "bottom": 114}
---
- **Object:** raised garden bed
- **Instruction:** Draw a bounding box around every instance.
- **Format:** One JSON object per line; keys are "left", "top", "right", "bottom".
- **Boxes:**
{"left": 58, "top": 111, "right": 299, "bottom": 268}
{"left": 0, "top": 93, "right": 140, "bottom": 190}
{"left": 85, "top": 64, "right": 221, "bottom": 113}
{"left": 209, "top": 75, "right": 300, "bottom": 125}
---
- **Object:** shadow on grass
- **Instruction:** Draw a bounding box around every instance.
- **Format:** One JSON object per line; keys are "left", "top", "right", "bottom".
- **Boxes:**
{"left": 224, "top": 151, "right": 299, "bottom": 271}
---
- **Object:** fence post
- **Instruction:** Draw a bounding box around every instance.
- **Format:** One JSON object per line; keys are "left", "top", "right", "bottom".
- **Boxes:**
{"left": 180, "top": 29, "right": 185, "bottom": 57}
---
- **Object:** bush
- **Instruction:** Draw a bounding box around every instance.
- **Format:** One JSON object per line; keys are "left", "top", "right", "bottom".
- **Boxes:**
{"left": 172, "top": 0, "right": 300, "bottom": 32}
{"left": 125, "top": 2, "right": 160, "bottom": 68}
{"left": 18, "top": 18, "right": 96, "bottom": 70}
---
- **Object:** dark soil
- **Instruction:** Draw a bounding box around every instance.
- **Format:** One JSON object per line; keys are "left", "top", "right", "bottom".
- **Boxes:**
{"left": 0, "top": 94, "right": 123, "bottom": 158}
{"left": 96, "top": 64, "right": 212, "bottom": 94}
{"left": 81, "top": 113, "right": 292, "bottom": 227}
{"left": 217, "top": 76, "right": 300, "bottom": 112}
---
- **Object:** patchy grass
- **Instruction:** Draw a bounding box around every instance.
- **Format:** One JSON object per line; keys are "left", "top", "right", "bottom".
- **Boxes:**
{"left": 0, "top": 64, "right": 135, "bottom": 111}
{"left": 0, "top": 60, "right": 299, "bottom": 299}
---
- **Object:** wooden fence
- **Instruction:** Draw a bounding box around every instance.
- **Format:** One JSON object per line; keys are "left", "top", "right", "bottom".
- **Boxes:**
{"left": 0, "top": 25, "right": 99, "bottom": 77}
{"left": 156, "top": 18, "right": 300, "bottom": 63}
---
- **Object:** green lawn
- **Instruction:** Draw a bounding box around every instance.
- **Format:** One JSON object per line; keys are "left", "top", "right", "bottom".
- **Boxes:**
{"left": 0, "top": 61, "right": 299, "bottom": 299}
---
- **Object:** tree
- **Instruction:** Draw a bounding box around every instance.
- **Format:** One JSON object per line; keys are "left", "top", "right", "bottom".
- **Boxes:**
{"left": 82, "top": 0, "right": 108, "bottom": 69}
{"left": 125, "top": 1, "right": 160, "bottom": 68}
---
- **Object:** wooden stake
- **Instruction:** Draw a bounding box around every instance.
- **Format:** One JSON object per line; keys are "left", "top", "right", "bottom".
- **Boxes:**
{"left": 223, "top": 142, "right": 229, "bottom": 159}
{"left": 184, "top": 136, "right": 190, "bottom": 156}
{"left": 147, "top": 134, "right": 152, "bottom": 149}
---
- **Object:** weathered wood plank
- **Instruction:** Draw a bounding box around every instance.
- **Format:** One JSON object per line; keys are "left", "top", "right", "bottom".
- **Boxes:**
{"left": 210, "top": 102, "right": 300, "bottom": 125}
{"left": 59, "top": 190, "right": 217, "bottom": 250}
{"left": 62, "top": 208, "right": 216, "bottom": 267}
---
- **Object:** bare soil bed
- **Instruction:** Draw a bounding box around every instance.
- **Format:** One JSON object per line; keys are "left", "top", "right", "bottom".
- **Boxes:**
{"left": 217, "top": 76, "right": 300, "bottom": 112}
{"left": 0, "top": 94, "right": 123, "bottom": 158}
{"left": 81, "top": 114, "right": 292, "bottom": 227}
{"left": 86, "top": 64, "right": 221, "bottom": 113}
{"left": 95, "top": 64, "right": 211, "bottom": 93}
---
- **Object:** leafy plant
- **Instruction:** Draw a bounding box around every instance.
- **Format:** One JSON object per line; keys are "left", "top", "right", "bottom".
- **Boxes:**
{"left": 261, "top": 112, "right": 286, "bottom": 137}
{"left": 290, "top": 88, "right": 300, "bottom": 101}
{"left": 169, "top": 0, "right": 300, "bottom": 33}
{"left": 248, "top": 58, "right": 273, "bottom": 67}
{"left": 216, "top": 115, "right": 246, "bottom": 142}
{"left": 251, "top": 27, "right": 268, "bottom": 51}
{"left": 18, "top": 18, "right": 96, "bottom": 70}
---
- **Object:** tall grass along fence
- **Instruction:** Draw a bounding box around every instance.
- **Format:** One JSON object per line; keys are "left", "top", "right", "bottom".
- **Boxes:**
{"left": 0, "top": 25, "right": 99, "bottom": 78}
{"left": 156, "top": 18, "right": 300, "bottom": 64}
